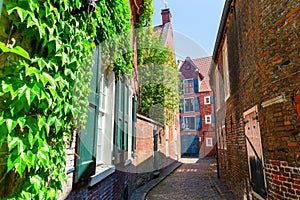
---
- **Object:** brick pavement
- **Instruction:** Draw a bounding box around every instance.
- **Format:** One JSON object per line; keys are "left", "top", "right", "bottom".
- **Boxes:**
{"left": 146, "top": 158, "right": 236, "bottom": 200}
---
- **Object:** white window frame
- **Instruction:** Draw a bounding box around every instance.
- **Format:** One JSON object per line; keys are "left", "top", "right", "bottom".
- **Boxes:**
{"left": 204, "top": 96, "right": 211, "bottom": 105}
{"left": 214, "top": 66, "right": 220, "bottom": 111}
{"left": 90, "top": 70, "right": 116, "bottom": 187}
{"left": 184, "top": 98, "right": 194, "bottom": 112}
{"left": 184, "top": 79, "right": 194, "bottom": 94}
{"left": 223, "top": 36, "right": 230, "bottom": 100}
{"left": 205, "top": 115, "right": 212, "bottom": 124}
{"left": 206, "top": 138, "right": 213, "bottom": 147}
{"left": 183, "top": 116, "right": 196, "bottom": 130}
{"left": 222, "top": 125, "right": 227, "bottom": 150}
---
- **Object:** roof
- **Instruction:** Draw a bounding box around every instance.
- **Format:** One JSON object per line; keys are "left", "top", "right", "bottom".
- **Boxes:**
{"left": 192, "top": 56, "right": 212, "bottom": 92}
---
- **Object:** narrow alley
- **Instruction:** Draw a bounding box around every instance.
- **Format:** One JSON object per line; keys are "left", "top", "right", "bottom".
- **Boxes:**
{"left": 146, "top": 158, "right": 235, "bottom": 200}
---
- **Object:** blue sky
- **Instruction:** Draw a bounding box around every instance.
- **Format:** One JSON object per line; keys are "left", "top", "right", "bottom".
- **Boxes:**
{"left": 152, "top": 0, "right": 225, "bottom": 60}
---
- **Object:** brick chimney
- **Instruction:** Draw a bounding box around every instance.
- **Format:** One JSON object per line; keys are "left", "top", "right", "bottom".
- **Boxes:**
{"left": 161, "top": 8, "right": 171, "bottom": 25}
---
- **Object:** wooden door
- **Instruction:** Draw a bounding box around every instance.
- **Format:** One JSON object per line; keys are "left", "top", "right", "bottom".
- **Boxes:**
{"left": 244, "top": 106, "right": 267, "bottom": 199}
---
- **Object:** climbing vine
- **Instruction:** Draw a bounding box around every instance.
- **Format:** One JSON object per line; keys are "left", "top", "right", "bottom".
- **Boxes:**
{"left": 0, "top": 0, "right": 132, "bottom": 199}
{"left": 136, "top": 0, "right": 180, "bottom": 123}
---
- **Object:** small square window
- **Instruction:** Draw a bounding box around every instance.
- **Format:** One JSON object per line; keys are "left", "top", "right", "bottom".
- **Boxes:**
{"left": 205, "top": 115, "right": 212, "bottom": 124}
{"left": 206, "top": 138, "right": 213, "bottom": 147}
{"left": 204, "top": 96, "right": 211, "bottom": 104}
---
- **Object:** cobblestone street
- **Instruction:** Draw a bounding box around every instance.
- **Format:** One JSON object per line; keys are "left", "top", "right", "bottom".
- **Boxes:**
{"left": 146, "top": 158, "right": 235, "bottom": 200}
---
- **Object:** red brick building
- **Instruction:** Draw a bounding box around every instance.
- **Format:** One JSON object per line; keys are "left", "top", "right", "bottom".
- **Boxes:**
{"left": 179, "top": 56, "right": 216, "bottom": 158}
{"left": 209, "top": 0, "right": 300, "bottom": 199}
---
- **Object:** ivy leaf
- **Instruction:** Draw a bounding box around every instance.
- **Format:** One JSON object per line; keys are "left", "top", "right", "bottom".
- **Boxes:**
{"left": 7, "top": 151, "right": 19, "bottom": 172}
{"left": 37, "top": 147, "right": 48, "bottom": 168}
{"left": 55, "top": 118, "right": 62, "bottom": 134}
{"left": 25, "top": 66, "right": 41, "bottom": 78}
{"left": 17, "top": 117, "right": 26, "bottom": 130}
{"left": 1, "top": 81, "right": 13, "bottom": 94}
{"left": 0, "top": 124, "right": 7, "bottom": 148}
{"left": 25, "top": 87, "right": 37, "bottom": 106}
{"left": 41, "top": 72, "right": 55, "bottom": 87}
{"left": 47, "top": 115, "right": 57, "bottom": 126}
{"left": 15, "top": 152, "right": 27, "bottom": 176}
{"left": 6, "top": 3, "right": 29, "bottom": 22}
{"left": 37, "top": 115, "right": 49, "bottom": 134}
{"left": 28, "top": 130, "right": 37, "bottom": 147}
{"left": 0, "top": 42, "right": 30, "bottom": 60}
{"left": 26, "top": 151, "right": 35, "bottom": 170}
{"left": 6, "top": 119, "right": 18, "bottom": 134}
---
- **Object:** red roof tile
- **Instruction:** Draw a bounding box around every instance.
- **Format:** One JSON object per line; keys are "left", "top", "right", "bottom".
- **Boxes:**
{"left": 192, "top": 56, "right": 212, "bottom": 91}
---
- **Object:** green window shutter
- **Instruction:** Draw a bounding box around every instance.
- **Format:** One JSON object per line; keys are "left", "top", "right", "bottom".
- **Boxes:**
{"left": 77, "top": 47, "right": 100, "bottom": 181}
{"left": 132, "top": 95, "right": 137, "bottom": 152}
{"left": 116, "top": 80, "right": 124, "bottom": 150}
{"left": 124, "top": 84, "right": 129, "bottom": 151}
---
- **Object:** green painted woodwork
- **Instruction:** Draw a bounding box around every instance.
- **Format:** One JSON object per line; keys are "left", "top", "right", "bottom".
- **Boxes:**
{"left": 78, "top": 47, "right": 100, "bottom": 181}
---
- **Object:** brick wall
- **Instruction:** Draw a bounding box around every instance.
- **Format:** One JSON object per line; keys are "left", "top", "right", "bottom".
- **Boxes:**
{"left": 212, "top": 0, "right": 300, "bottom": 199}
{"left": 66, "top": 169, "right": 135, "bottom": 200}
{"left": 265, "top": 160, "right": 300, "bottom": 199}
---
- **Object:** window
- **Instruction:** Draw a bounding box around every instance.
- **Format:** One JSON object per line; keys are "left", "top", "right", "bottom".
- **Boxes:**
{"left": 184, "top": 79, "right": 193, "bottom": 94}
{"left": 76, "top": 47, "right": 116, "bottom": 184}
{"left": 181, "top": 98, "right": 199, "bottom": 113}
{"left": 205, "top": 115, "right": 212, "bottom": 124}
{"left": 184, "top": 98, "right": 194, "bottom": 112}
{"left": 214, "top": 67, "right": 221, "bottom": 110}
{"left": 183, "top": 117, "right": 196, "bottom": 130}
{"left": 222, "top": 125, "right": 227, "bottom": 150}
{"left": 183, "top": 79, "right": 199, "bottom": 94}
{"left": 223, "top": 37, "right": 230, "bottom": 100}
{"left": 204, "top": 96, "right": 211, "bottom": 104}
{"left": 181, "top": 116, "right": 202, "bottom": 131}
{"left": 206, "top": 138, "right": 213, "bottom": 147}
{"left": 115, "top": 78, "right": 137, "bottom": 164}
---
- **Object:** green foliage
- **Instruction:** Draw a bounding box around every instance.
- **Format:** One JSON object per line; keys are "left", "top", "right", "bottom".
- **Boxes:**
{"left": 136, "top": 0, "right": 180, "bottom": 122}
{"left": 0, "top": 0, "right": 132, "bottom": 199}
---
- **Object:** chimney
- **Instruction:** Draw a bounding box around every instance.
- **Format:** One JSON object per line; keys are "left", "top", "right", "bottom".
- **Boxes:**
{"left": 161, "top": 8, "right": 171, "bottom": 25}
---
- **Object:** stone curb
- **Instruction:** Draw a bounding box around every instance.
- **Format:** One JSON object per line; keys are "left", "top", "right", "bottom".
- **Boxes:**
{"left": 130, "top": 161, "right": 182, "bottom": 200}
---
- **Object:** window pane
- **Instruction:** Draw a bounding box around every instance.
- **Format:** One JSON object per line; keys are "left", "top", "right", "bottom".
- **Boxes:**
{"left": 184, "top": 80, "right": 194, "bottom": 93}
{"left": 184, "top": 117, "right": 196, "bottom": 130}
{"left": 184, "top": 98, "right": 194, "bottom": 112}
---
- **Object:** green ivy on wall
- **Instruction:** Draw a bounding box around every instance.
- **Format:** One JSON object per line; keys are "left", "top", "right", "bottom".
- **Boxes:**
{"left": 0, "top": 0, "right": 132, "bottom": 199}
{"left": 136, "top": 0, "right": 179, "bottom": 123}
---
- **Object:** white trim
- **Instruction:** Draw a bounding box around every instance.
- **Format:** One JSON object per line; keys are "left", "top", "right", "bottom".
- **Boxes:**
{"left": 124, "top": 159, "right": 132, "bottom": 166}
{"left": 261, "top": 95, "right": 286, "bottom": 108}
{"left": 222, "top": 36, "right": 230, "bottom": 100}
{"left": 205, "top": 115, "right": 212, "bottom": 124}
{"left": 243, "top": 105, "right": 258, "bottom": 117}
{"left": 204, "top": 96, "right": 211, "bottom": 105}
{"left": 206, "top": 138, "right": 213, "bottom": 147}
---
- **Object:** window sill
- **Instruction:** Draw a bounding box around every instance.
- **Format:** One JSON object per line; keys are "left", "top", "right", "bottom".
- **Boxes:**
{"left": 89, "top": 165, "right": 115, "bottom": 187}
{"left": 124, "top": 159, "right": 132, "bottom": 166}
